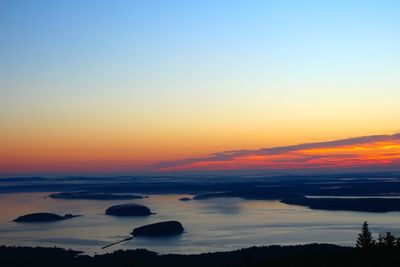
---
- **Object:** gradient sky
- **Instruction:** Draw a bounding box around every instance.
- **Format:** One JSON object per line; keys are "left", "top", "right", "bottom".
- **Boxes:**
{"left": 1, "top": 1, "right": 400, "bottom": 174}
{"left": 156, "top": 134, "right": 400, "bottom": 172}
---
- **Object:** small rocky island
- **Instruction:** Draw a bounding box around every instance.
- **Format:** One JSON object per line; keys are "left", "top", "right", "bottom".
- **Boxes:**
{"left": 13, "top": 213, "right": 80, "bottom": 223}
{"left": 102, "top": 220, "right": 184, "bottom": 249}
{"left": 50, "top": 192, "right": 145, "bottom": 200}
{"left": 105, "top": 203, "right": 153, "bottom": 216}
{"left": 132, "top": 220, "right": 184, "bottom": 237}
{"left": 179, "top": 197, "right": 192, "bottom": 201}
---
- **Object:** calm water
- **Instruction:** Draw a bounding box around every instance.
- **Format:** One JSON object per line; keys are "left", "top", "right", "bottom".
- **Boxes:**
{"left": 1, "top": 192, "right": 400, "bottom": 255}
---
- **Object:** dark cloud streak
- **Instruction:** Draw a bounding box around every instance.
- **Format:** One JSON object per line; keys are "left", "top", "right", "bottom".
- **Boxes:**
{"left": 154, "top": 133, "right": 400, "bottom": 170}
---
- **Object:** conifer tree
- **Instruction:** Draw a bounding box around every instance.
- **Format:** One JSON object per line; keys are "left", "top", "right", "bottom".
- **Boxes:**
{"left": 356, "top": 221, "right": 375, "bottom": 248}
{"left": 378, "top": 232, "right": 397, "bottom": 247}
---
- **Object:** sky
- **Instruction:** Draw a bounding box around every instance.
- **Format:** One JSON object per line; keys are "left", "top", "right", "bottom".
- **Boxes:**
{"left": 157, "top": 134, "right": 400, "bottom": 172}
{"left": 1, "top": 0, "right": 400, "bottom": 175}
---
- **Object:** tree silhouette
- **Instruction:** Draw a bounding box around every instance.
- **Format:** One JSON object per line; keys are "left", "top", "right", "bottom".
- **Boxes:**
{"left": 378, "top": 232, "right": 397, "bottom": 247}
{"left": 356, "top": 221, "right": 375, "bottom": 248}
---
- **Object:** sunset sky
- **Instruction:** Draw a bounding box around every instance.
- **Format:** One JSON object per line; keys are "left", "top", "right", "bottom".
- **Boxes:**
{"left": 1, "top": 1, "right": 400, "bottom": 175}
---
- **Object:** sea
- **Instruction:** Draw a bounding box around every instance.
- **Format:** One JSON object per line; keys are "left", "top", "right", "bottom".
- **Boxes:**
{"left": 1, "top": 192, "right": 400, "bottom": 255}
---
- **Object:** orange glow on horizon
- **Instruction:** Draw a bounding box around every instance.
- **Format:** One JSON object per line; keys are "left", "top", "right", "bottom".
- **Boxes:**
{"left": 1, "top": 134, "right": 400, "bottom": 175}
{"left": 158, "top": 138, "right": 400, "bottom": 172}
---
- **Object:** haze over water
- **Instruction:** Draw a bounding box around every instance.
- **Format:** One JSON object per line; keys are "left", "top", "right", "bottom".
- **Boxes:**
{"left": 1, "top": 192, "right": 400, "bottom": 254}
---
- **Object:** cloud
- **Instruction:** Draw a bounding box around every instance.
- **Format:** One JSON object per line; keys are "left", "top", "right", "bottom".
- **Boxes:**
{"left": 154, "top": 133, "right": 400, "bottom": 171}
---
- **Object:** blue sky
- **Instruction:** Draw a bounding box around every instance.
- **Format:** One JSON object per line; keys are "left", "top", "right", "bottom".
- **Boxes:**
{"left": 1, "top": 0, "right": 399, "bottom": 174}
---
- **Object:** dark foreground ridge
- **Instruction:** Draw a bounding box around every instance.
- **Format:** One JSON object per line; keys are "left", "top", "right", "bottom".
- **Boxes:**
{"left": 2, "top": 243, "right": 400, "bottom": 267}
{"left": 13, "top": 213, "right": 80, "bottom": 223}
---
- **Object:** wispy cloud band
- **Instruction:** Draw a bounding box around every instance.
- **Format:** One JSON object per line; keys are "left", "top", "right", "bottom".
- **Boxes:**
{"left": 155, "top": 134, "right": 400, "bottom": 171}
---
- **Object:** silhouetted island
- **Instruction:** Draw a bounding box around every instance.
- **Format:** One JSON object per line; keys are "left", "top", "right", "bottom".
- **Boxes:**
{"left": 179, "top": 197, "right": 191, "bottom": 201}
{"left": 193, "top": 191, "right": 285, "bottom": 200}
{"left": 132, "top": 221, "right": 184, "bottom": 237}
{"left": 105, "top": 203, "right": 153, "bottom": 216}
{"left": 13, "top": 213, "right": 80, "bottom": 223}
{"left": 193, "top": 191, "right": 400, "bottom": 212}
{"left": 281, "top": 195, "right": 400, "bottom": 212}
{"left": 102, "top": 221, "right": 185, "bottom": 249}
{"left": 50, "top": 192, "right": 145, "bottom": 200}
{"left": 3, "top": 172, "right": 400, "bottom": 213}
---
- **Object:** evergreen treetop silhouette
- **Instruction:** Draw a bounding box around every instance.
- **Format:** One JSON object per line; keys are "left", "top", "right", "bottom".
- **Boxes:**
{"left": 378, "top": 232, "right": 397, "bottom": 247}
{"left": 356, "top": 221, "right": 375, "bottom": 248}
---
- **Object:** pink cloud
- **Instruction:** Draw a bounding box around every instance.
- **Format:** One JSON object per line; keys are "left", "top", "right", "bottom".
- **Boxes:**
{"left": 155, "top": 133, "right": 400, "bottom": 172}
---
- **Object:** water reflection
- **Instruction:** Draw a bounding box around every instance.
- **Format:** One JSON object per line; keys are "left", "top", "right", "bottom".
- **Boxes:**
{"left": 0, "top": 192, "right": 399, "bottom": 255}
{"left": 198, "top": 198, "right": 243, "bottom": 214}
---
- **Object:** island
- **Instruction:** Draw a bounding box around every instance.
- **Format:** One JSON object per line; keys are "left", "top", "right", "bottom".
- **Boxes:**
{"left": 50, "top": 192, "right": 145, "bottom": 200}
{"left": 194, "top": 191, "right": 400, "bottom": 213}
{"left": 280, "top": 195, "right": 400, "bottom": 212}
{"left": 105, "top": 203, "right": 153, "bottom": 216}
{"left": 131, "top": 220, "right": 184, "bottom": 237}
{"left": 193, "top": 191, "right": 285, "bottom": 200}
{"left": 179, "top": 197, "right": 192, "bottom": 201}
{"left": 13, "top": 213, "right": 80, "bottom": 223}
{"left": 102, "top": 220, "right": 185, "bottom": 249}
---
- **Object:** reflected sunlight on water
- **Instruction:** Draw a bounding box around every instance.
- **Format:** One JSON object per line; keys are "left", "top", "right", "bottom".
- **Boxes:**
{"left": 1, "top": 193, "right": 400, "bottom": 255}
